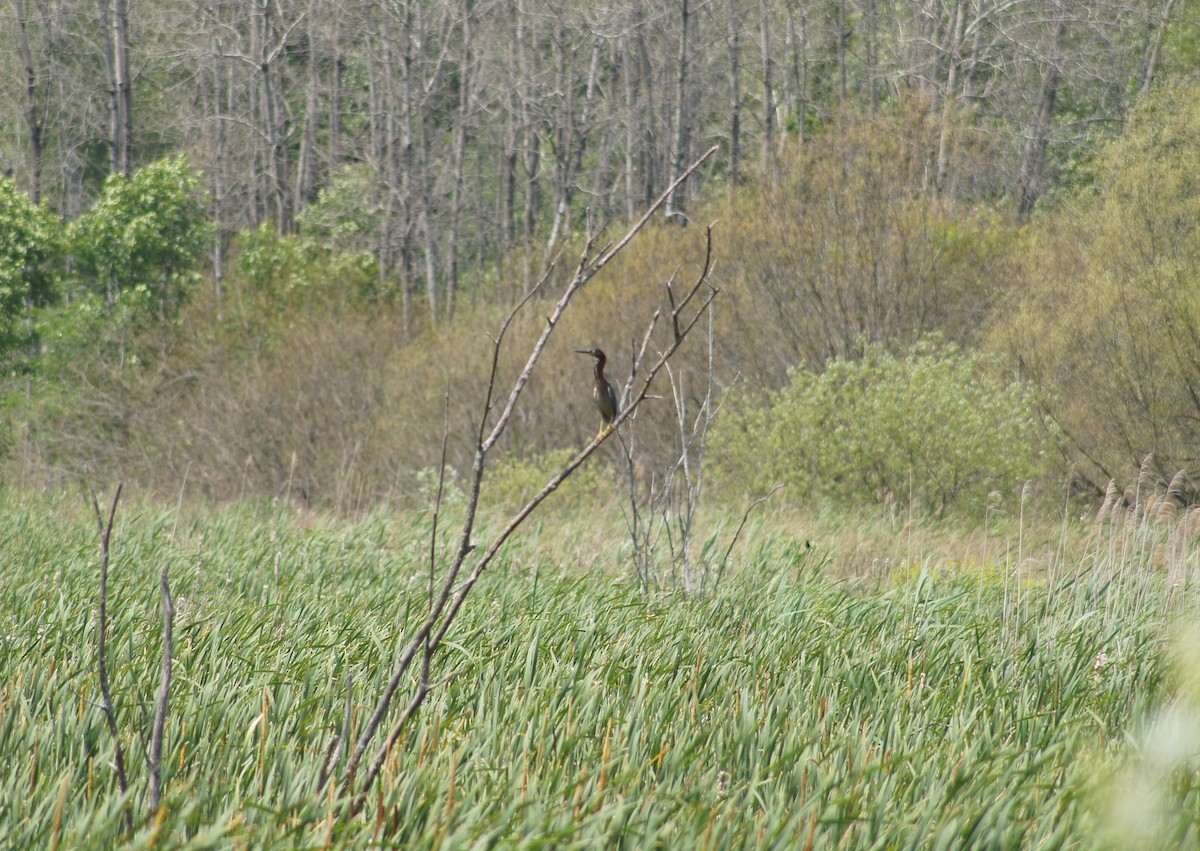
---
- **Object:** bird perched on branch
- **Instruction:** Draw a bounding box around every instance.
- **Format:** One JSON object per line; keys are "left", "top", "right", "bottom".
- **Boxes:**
{"left": 575, "top": 348, "right": 619, "bottom": 440}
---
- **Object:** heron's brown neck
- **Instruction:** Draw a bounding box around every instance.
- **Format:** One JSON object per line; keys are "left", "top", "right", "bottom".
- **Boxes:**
{"left": 592, "top": 358, "right": 607, "bottom": 382}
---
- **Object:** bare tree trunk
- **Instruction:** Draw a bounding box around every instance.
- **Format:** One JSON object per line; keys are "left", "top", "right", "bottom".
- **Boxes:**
{"left": 95, "top": 0, "right": 122, "bottom": 176}
{"left": 638, "top": 27, "right": 657, "bottom": 209}
{"left": 398, "top": 2, "right": 417, "bottom": 321}
{"left": 1015, "top": 17, "right": 1067, "bottom": 221}
{"left": 594, "top": 42, "right": 619, "bottom": 220}
{"left": 759, "top": 0, "right": 775, "bottom": 175}
{"left": 446, "top": 0, "right": 475, "bottom": 322}
{"left": 836, "top": 0, "right": 847, "bottom": 104}
{"left": 864, "top": 0, "right": 878, "bottom": 114}
{"left": 666, "top": 0, "right": 691, "bottom": 223}
{"left": 544, "top": 13, "right": 571, "bottom": 253}
{"left": 727, "top": 0, "right": 742, "bottom": 183}
{"left": 253, "top": 0, "right": 294, "bottom": 234}
{"left": 295, "top": 3, "right": 321, "bottom": 209}
{"left": 909, "top": 0, "right": 935, "bottom": 98}
{"left": 330, "top": 14, "right": 343, "bottom": 166}
{"left": 249, "top": 4, "right": 267, "bottom": 223}
{"left": 377, "top": 16, "right": 399, "bottom": 316}
{"left": 935, "top": 0, "right": 967, "bottom": 193}
{"left": 621, "top": 32, "right": 638, "bottom": 222}
{"left": 503, "top": 6, "right": 519, "bottom": 247}
{"left": 208, "top": 26, "right": 228, "bottom": 299}
{"left": 1137, "top": 0, "right": 1182, "bottom": 104}
{"left": 115, "top": 0, "right": 132, "bottom": 174}
{"left": 785, "top": 4, "right": 808, "bottom": 149}
{"left": 11, "top": 0, "right": 44, "bottom": 201}
{"left": 420, "top": 186, "right": 438, "bottom": 323}
{"left": 517, "top": 0, "right": 542, "bottom": 291}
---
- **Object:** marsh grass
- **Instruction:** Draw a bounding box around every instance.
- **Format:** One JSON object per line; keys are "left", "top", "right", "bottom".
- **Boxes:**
{"left": 1, "top": 488, "right": 1198, "bottom": 848}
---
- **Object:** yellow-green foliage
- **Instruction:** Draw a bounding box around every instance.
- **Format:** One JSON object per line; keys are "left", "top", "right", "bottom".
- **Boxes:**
{"left": 236, "top": 221, "right": 381, "bottom": 305}
{"left": 481, "top": 448, "right": 607, "bottom": 514}
{"left": 711, "top": 339, "right": 1050, "bottom": 516}
{"left": 716, "top": 97, "right": 1012, "bottom": 389}
{"left": 989, "top": 79, "right": 1200, "bottom": 489}
{"left": 67, "top": 156, "right": 213, "bottom": 312}
{"left": 8, "top": 102, "right": 1022, "bottom": 511}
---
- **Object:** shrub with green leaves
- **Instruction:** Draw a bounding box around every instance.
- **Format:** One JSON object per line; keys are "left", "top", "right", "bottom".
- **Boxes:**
{"left": 0, "top": 177, "right": 60, "bottom": 358}
{"left": 68, "top": 155, "right": 212, "bottom": 315}
{"left": 235, "top": 221, "right": 307, "bottom": 294}
{"left": 712, "top": 339, "right": 1049, "bottom": 515}
{"left": 235, "top": 222, "right": 380, "bottom": 306}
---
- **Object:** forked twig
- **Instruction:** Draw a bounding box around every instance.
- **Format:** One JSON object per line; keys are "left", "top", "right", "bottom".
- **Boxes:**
{"left": 87, "top": 482, "right": 133, "bottom": 835}
{"left": 617, "top": 225, "right": 721, "bottom": 594}
{"left": 338, "top": 147, "right": 720, "bottom": 814}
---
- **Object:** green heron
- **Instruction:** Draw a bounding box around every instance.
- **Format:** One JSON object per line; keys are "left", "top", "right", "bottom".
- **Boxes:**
{"left": 575, "top": 348, "right": 618, "bottom": 439}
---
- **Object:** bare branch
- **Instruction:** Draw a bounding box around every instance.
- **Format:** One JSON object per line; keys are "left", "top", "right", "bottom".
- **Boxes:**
{"left": 317, "top": 675, "right": 353, "bottom": 796}
{"left": 354, "top": 682, "right": 429, "bottom": 813}
{"left": 87, "top": 482, "right": 132, "bottom": 835}
{"left": 342, "top": 149, "right": 719, "bottom": 809}
{"left": 339, "top": 265, "right": 560, "bottom": 795}
{"left": 148, "top": 564, "right": 175, "bottom": 814}
{"left": 481, "top": 146, "right": 718, "bottom": 458}
{"left": 613, "top": 224, "right": 722, "bottom": 594}
{"left": 424, "top": 391, "right": 453, "bottom": 692}
{"left": 716, "top": 485, "right": 784, "bottom": 587}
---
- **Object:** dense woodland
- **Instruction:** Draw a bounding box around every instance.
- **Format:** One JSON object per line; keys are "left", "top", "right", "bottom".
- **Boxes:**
{"left": 1, "top": 0, "right": 1199, "bottom": 513}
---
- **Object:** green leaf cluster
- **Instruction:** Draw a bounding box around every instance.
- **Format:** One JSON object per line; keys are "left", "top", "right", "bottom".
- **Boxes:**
{"left": 712, "top": 339, "right": 1049, "bottom": 516}
{"left": 229, "top": 163, "right": 394, "bottom": 307}
{"left": 67, "top": 155, "right": 212, "bottom": 314}
{"left": 235, "top": 220, "right": 380, "bottom": 306}
{"left": 0, "top": 177, "right": 61, "bottom": 355}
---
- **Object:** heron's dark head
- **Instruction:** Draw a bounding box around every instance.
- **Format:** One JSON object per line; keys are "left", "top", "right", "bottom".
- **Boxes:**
{"left": 574, "top": 347, "right": 607, "bottom": 366}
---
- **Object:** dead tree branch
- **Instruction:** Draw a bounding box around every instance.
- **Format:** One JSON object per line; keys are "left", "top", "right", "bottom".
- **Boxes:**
{"left": 148, "top": 564, "right": 174, "bottom": 813}
{"left": 88, "top": 482, "right": 132, "bottom": 836}
{"left": 616, "top": 226, "right": 722, "bottom": 594}
{"left": 338, "top": 146, "right": 720, "bottom": 814}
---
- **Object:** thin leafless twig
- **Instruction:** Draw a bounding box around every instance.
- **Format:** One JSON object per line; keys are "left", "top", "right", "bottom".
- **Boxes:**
{"left": 317, "top": 675, "right": 353, "bottom": 795}
{"left": 148, "top": 564, "right": 174, "bottom": 813}
{"left": 716, "top": 485, "right": 784, "bottom": 588}
{"left": 338, "top": 147, "right": 720, "bottom": 813}
{"left": 426, "top": 390, "right": 453, "bottom": 691}
{"left": 617, "top": 227, "right": 722, "bottom": 594}
{"left": 87, "top": 482, "right": 133, "bottom": 836}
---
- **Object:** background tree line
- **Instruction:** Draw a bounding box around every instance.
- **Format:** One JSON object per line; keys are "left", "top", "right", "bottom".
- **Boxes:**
{"left": 1, "top": 0, "right": 1199, "bottom": 514}
{"left": 2, "top": 0, "right": 1191, "bottom": 321}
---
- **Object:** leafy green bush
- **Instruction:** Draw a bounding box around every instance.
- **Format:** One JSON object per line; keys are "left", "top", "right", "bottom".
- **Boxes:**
{"left": 711, "top": 339, "right": 1050, "bottom": 516}
{"left": 0, "top": 177, "right": 61, "bottom": 359}
{"left": 482, "top": 448, "right": 607, "bottom": 514}
{"left": 67, "top": 155, "right": 212, "bottom": 315}
{"left": 236, "top": 217, "right": 380, "bottom": 305}
{"left": 235, "top": 222, "right": 307, "bottom": 294}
